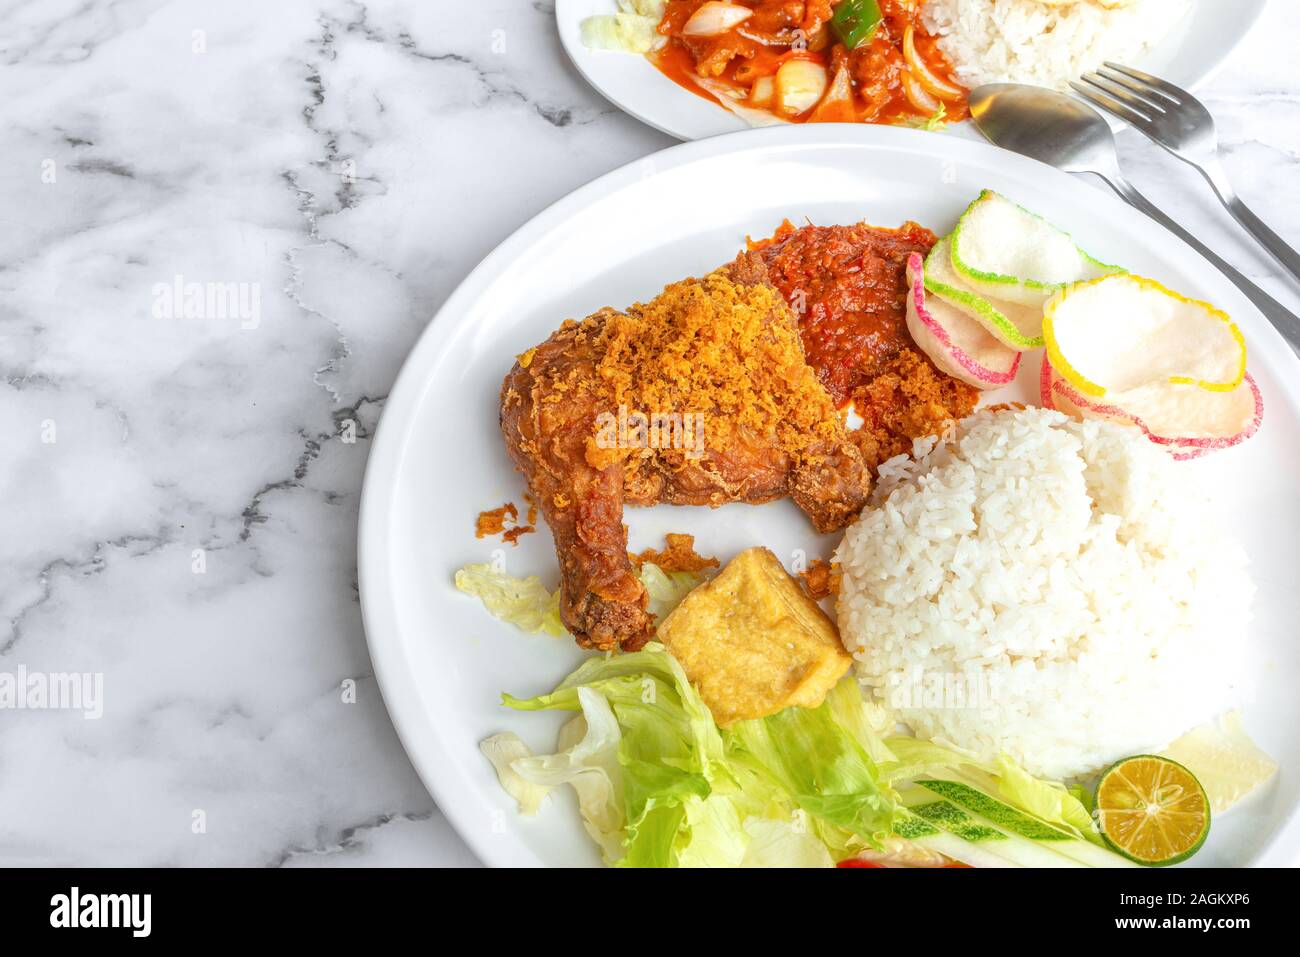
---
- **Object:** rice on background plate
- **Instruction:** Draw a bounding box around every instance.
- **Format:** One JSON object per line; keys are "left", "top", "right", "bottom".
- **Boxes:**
{"left": 923, "top": 0, "right": 1193, "bottom": 93}
{"left": 835, "top": 408, "right": 1254, "bottom": 781}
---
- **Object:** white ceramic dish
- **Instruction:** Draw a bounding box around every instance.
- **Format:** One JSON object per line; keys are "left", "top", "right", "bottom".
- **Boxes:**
{"left": 359, "top": 125, "right": 1300, "bottom": 868}
{"left": 555, "top": 0, "right": 1268, "bottom": 141}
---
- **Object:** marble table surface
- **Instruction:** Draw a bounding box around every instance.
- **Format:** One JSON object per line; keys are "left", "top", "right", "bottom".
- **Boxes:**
{"left": 2, "top": 0, "right": 1297, "bottom": 867}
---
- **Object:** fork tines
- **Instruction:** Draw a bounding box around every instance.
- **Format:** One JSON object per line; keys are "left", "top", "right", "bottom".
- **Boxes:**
{"left": 1070, "top": 63, "right": 1196, "bottom": 127}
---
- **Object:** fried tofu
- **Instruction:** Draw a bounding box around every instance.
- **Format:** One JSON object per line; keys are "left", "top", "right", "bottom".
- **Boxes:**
{"left": 657, "top": 547, "right": 852, "bottom": 727}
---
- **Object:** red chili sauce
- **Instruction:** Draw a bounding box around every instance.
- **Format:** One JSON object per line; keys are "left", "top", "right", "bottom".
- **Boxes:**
{"left": 749, "top": 219, "right": 939, "bottom": 406}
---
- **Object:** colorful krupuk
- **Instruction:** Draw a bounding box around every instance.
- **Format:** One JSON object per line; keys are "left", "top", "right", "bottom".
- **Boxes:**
{"left": 904, "top": 253, "right": 1020, "bottom": 389}
{"left": 948, "top": 190, "right": 1123, "bottom": 308}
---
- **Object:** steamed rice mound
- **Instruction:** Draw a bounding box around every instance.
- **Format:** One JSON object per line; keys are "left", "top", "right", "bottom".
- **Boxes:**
{"left": 835, "top": 408, "right": 1253, "bottom": 781}
{"left": 923, "top": 0, "right": 1192, "bottom": 94}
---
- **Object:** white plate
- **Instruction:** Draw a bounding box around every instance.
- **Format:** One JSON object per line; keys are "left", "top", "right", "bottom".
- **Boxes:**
{"left": 359, "top": 125, "right": 1300, "bottom": 868}
{"left": 556, "top": 0, "right": 1268, "bottom": 141}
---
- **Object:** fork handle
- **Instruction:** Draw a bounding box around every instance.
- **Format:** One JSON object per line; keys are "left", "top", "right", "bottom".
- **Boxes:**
{"left": 1224, "top": 195, "right": 1300, "bottom": 289}
{"left": 1103, "top": 174, "right": 1300, "bottom": 351}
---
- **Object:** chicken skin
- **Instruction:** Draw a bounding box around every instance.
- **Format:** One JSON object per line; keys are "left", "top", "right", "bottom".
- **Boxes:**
{"left": 499, "top": 255, "right": 872, "bottom": 652}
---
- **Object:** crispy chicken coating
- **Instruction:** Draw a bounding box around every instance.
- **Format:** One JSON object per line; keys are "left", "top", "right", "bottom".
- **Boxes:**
{"left": 499, "top": 256, "right": 872, "bottom": 652}
{"left": 745, "top": 220, "right": 978, "bottom": 470}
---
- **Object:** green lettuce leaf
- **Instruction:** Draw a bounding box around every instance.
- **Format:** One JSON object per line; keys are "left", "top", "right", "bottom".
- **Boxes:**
{"left": 897, "top": 101, "right": 948, "bottom": 131}
{"left": 740, "top": 817, "right": 834, "bottom": 868}
{"left": 503, "top": 658, "right": 890, "bottom": 864}
{"left": 824, "top": 677, "right": 895, "bottom": 763}
{"left": 728, "top": 687, "right": 894, "bottom": 845}
{"left": 509, "top": 687, "right": 626, "bottom": 862}
{"left": 622, "top": 802, "right": 687, "bottom": 868}
{"left": 879, "top": 735, "right": 991, "bottom": 785}
{"left": 490, "top": 646, "right": 1121, "bottom": 867}
{"left": 676, "top": 796, "right": 749, "bottom": 868}
{"left": 505, "top": 645, "right": 720, "bottom": 867}
{"left": 639, "top": 562, "right": 704, "bottom": 622}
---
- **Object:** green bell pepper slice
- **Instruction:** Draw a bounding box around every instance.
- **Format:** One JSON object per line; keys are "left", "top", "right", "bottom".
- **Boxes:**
{"left": 830, "top": 0, "right": 883, "bottom": 50}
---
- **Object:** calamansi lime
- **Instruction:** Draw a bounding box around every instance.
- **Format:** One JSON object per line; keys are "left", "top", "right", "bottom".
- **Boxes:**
{"left": 1095, "top": 755, "right": 1210, "bottom": 867}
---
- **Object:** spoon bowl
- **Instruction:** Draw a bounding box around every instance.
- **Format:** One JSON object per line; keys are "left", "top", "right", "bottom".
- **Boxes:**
{"left": 968, "top": 83, "right": 1120, "bottom": 177}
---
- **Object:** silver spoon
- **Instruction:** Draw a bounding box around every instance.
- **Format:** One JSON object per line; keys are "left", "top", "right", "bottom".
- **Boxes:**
{"left": 968, "top": 82, "right": 1300, "bottom": 350}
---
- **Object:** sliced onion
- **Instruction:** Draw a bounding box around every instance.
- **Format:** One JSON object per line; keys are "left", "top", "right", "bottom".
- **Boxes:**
{"left": 749, "top": 75, "right": 776, "bottom": 108}
{"left": 775, "top": 58, "right": 828, "bottom": 116}
{"left": 808, "top": 62, "right": 855, "bottom": 123}
{"left": 900, "top": 69, "right": 940, "bottom": 114}
{"left": 692, "top": 74, "right": 790, "bottom": 126}
{"left": 902, "top": 25, "right": 965, "bottom": 101}
{"left": 682, "top": 1, "right": 754, "bottom": 37}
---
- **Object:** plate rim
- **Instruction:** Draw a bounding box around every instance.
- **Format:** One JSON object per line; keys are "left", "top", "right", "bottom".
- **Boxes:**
{"left": 553, "top": 0, "right": 1271, "bottom": 142}
{"left": 359, "top": 123, "right": 1300, "bottom": 868}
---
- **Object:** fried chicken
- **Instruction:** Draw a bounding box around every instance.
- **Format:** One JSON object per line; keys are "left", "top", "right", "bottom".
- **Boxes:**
{"left": 499, "top": 255, "right": 872, "bottom": 652}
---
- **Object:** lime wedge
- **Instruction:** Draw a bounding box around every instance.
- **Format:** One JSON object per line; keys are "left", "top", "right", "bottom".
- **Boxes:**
{"left": 1095, "top": 755, "right": 1210, "bottom": 867}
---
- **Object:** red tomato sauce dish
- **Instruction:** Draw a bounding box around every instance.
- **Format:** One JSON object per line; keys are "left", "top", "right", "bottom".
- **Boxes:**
{"left": 651, "top": 0, "right": 968, "bottom": 125}
{"left": 577, "top": 0, "right": 1198, "bottom": 132}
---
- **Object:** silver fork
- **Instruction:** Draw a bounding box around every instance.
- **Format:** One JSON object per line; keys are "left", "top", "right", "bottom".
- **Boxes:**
{"left": 1071, "top": 62, "right": 1300, "bottom": 288}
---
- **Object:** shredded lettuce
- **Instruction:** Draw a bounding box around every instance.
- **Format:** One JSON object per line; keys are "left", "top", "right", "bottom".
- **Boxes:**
{"left": 487, "top": 645, "right": 1136, "bottom": 867}
{"left": 510, "top": 687, "right": 626, "bottom": 861}
{"left": 504, "top": 646, "right": 721, "bottom": 866}
{"left": 740, "top": 817, "right": 834, "bottom": 868}
{"left": 479, "top": 732, "right": 550, "bottom": 815}
{"left": 824, "top": 678, "right": 895, "bottom": 764}
{"left": 676, "top": 796, "right": 748, "bottom": 868}
{"left": 499, "top": 645, "right": 889, "bottom": 867}
{"left": 580, "top": 1, "right": 667, "bottom": 55}
{"left": 455, "top": 561, "right": 705, "bottom": 639}
{"left": 638, "top": 562, "right": 703, "bottom": 621}
{"left": 896, "top": 100, "right": 948, "bottom": 131}
{"left": 728, "top": 693, "right": 894, "bottom": 845}
{"left": 454, "top": 564, "right": 566, "bottom": 636}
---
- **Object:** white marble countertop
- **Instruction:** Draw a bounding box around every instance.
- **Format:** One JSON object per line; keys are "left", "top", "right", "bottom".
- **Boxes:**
{"left": 2, "top": 0, "right": 1297, "bottom": 867}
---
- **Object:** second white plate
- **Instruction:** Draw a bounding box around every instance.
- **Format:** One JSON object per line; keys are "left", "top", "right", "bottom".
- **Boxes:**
{"left": 556, "top": 0, "right": 1268, "bottom": 141}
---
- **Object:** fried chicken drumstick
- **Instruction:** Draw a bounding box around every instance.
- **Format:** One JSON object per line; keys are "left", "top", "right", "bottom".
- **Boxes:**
{"left": 499, "top": 255, "right": 872, "bottom": 652}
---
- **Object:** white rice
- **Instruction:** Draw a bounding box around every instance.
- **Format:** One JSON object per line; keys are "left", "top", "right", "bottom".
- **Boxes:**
{"left": 834, "top": 408, "right": 1253, "bottom": 781}
{"left": 923, "top": 0, "right": 1192, "bottom": 93}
